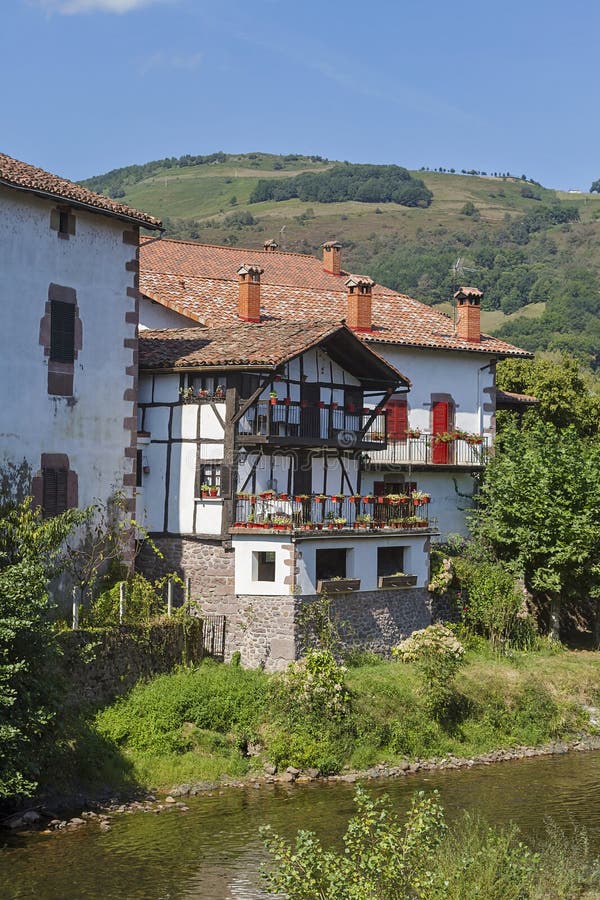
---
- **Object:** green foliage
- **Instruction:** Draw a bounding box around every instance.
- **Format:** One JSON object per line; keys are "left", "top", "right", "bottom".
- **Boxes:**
{"left": 590, "top": 178, "right": 600, "bottom": 193}
{"left": 0, "top": 500, "right": 89, "bottom": 798}
{"left": 393, "top": 625, "right": 465, "bottom": 718}
{"left": 268, "top": 649, "right": 353, "bottom": 773}
{"left": 474, "top": 421, "right": 600, "bottom": 636}
{"left": 497, "top": 354, "right": 600, "bottom": 436}
{"left": 457, "top": 560, "right": 537, "bottom": 651}
{"left": 86, "top": 572, "right": 171, "bottom": 626}
{"left": 263, "top": 787, "right": 600, "bottom": 899}
{"left": 261, "top": 786, "right": 446, "bottom": 899}
{"left": 95, "top": 660, "right": 268, "bottom": 754}
{"left": 250, "top": 163, "right": 433, "bottom": 207}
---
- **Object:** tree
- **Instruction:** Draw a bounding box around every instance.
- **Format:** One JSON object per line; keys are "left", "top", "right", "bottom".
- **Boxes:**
{"left": 590, "top": 179, "right": 600, "bottom": 193}
{"left": 497, "top": 355, "right": 600, "bottom": 437}
{"left": 474, "top": 422, "right": 600, "bottom": 640}
{"left": 0, "top": 500, "right": 89, "bottom": 798}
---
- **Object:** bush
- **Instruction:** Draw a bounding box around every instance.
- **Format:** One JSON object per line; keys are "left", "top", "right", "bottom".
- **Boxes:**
{"left": 393, "top": 625, "right": 465, "bottom": 718}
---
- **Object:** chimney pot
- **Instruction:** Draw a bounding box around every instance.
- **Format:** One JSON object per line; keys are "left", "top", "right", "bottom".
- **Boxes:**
{"left": 237, "top": 264, "right": 264, "bottom": 322}
{"left": 264, "top": 239, "right": 278, "bottom": 252}
{"left": 322, "top": 240, "right": 342, "bottom": 276}
{"left": 345, "top": 275, "right": 374, "bottom": 332}
{"left": 454, "top": 286, "right": 482, "bottom": 342}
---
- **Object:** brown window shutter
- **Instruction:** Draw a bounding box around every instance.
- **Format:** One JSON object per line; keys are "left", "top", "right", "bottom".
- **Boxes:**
{"left": 50, "top": 301, "right": 75, "bottom": 363}
{"left": 220, "top": 464, "right": 233, "bottom": 498}
{"left": 43, "top": 468, "right": 68, "bottom": 517}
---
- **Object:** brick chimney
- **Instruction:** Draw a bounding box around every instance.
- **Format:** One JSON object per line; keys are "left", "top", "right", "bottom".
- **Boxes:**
{"left": 237, "top": 264, "right": 264, "bottom": 322}
{"left": 322, "top": 240, "right": 342, "bottom": 276}
{"left": 264, "top": 239, "right": 278, "bottom": 252}
{"left": 454, "top": 286, "right": 483, "bottom": 342}
{"left": 346, "top": 275, "right": 374, "bottom": 332}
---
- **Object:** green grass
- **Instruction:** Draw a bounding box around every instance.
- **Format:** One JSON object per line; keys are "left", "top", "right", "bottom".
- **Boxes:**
{"left": 57, "top": 647, "right": 600, "bottom": 795}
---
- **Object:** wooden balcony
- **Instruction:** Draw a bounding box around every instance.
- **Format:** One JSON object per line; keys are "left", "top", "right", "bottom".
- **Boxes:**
{"left": 230, "top": 492, "right": 435, "bottom": 536}
{"left": 365, "top": 432, "right": 491, "bottom": 469}
{"left": 236, "top": 400, "right": 387, "bottom": 450}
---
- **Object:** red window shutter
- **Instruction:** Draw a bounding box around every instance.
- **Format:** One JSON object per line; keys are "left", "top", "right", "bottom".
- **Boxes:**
{"left": 386, "top": 398, "right": 408, "bottom": 441}
{"left": 432, "top": 400, "right": 451, "bottom": 464}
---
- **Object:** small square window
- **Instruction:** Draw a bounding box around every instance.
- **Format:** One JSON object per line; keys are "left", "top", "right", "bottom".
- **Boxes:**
{"left": 253, "top": 551, "right": 276, "bottom": 582}
{"left": 316, "top": 548, "right": 347, "bottom": 581}
{"left": 201, "top": 464, "right": 221, "bottom": 488}
{"left": 377, "top": 547, "right": 405, "bottom": 577}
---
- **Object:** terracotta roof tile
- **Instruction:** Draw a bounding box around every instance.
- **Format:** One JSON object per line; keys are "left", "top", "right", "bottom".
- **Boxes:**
{"left": 140, "top": 238, "right": 531, "bottom": 358}
{"left": 139, "top": 319, "right": 408, "bottom": 389}
{"left": 0, "top": 153, "right": 162, "bottom": 230}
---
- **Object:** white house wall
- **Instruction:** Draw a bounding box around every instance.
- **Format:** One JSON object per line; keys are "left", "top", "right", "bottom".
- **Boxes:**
{"left": 139, "top": 295, "right": 201, "bottom": 330}
{"left": 137, "top": 372, "right": 226, "bottom": 535}
{"left": 0, "top": 185, "right": 137, "bottom": 512}
{"left": 232, "top": 532, "right": 430, "bottom": 596}
{"left": 374, "top": 346, "right": 495, "bottom": 436}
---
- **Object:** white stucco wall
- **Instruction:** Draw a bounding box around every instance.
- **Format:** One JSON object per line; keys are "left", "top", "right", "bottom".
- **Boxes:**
{"left": 139, "top": 295, "right": 201, "bottom": 330}
{"left": 232, "top": 532, "right": 430, "bottom": 596}
{"left": 0, "top": 186, "right": 137, "bottom": 510}
{"left": 372, "top": 346, "right": 495, "bottom": 436}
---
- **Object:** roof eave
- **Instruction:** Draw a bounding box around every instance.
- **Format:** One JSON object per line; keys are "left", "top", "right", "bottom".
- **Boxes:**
{"left": 0, "top": 178, "right": 163, "bottom": 231}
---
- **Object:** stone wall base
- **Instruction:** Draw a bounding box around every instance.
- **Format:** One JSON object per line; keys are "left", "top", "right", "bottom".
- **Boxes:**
{"left": 137, "top": 537, "right": 438, "bottom": 671}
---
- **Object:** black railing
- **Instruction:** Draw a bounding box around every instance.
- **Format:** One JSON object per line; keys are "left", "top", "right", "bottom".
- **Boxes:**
{"left": 232, "top": 492, "right": 433, "bottom": 533}
{"left": 237, "top": 401, "right": 387, "bottom": 447}
{"left": 366, "top": 433, "right": 491, "bottom": 467}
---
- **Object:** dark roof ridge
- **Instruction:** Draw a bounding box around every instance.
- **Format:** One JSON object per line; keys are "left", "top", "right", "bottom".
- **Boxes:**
{"left": 140, "top": 235, "right": 327, "bottom": 260}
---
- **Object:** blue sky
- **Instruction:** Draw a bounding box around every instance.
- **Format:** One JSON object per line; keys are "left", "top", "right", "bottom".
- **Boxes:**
{"left": 2, "top": 0, "right": 597, "bottom": 189}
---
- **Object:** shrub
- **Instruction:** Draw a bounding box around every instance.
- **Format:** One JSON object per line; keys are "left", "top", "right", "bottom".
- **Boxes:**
{"left": 393, "top": 625, "right": 465, "bottom": 718}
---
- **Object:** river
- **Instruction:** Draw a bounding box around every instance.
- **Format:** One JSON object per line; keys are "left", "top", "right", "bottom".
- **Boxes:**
{"left": 2, "top": 750, "right": 600, "bottom": 899}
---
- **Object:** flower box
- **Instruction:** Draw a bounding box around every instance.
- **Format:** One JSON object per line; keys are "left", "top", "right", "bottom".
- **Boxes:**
{"left": 317, "top": 578, "right": 361, "bottom": 594}
{"left": 378, "top": 574, "right": 418, "bottom": 589}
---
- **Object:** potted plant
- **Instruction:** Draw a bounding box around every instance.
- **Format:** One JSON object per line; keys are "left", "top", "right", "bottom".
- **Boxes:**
{"left": 362, "top": 495, "right": 374, "bottom": 504}
{"left": 317, "top": 575, "right": 361, "bottom": 594}
{"left": 295, "top": 493, "right": 310, "bottom": 503}
{"left": 334, "top": 517, "right": 347, "bottom": 530}
{"left": 273, "top": 515, "right": 291, "bottom": 531}
{"left": 209, "top": 485, "right": 219, "bottom": 497}
{"left": 214, "top": 385, "right": 225, "bottom": 400}
{"left": 434, "top": 431, "right": 456, "bottom": 444}
{"left": 200, "top": 483, "right": 210, "bottom": 499}
{"left": 314, "top": 494, "right": 327, "bottom": 503}
{"left": 259, "top": 489, "right": 276, "bottom": 500}
{"left": 269, "top": 391, "right": 278, "bottom": 406}
{"left": 325, "top": 511, "right": 337, "bottom": 530}
{"left": 408, "top": 427, "right": 422, "bottom": 439}
{"left": 348, "top": 494, "right": 361, "bottom": 504}
{"left": 236, "top": 491, "right": 250, "bottom": 500}
{"left": 411, "top": 490, "right": 431, "bottom": 506}
{"left": 330, "top": 493, "right": 345, "bottom": 503}
{"left": 378, "top": 571, "right": 418, "bottom": 589}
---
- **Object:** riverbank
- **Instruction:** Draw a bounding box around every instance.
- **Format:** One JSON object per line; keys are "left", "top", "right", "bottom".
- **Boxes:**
{"left": 8, "top": 643, "right": 599, "bottom": 826}
{"left": 6, "top": 733, "right": 600, "bottom": 835}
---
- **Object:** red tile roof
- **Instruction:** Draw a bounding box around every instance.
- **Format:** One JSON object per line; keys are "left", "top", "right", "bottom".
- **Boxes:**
{"left": 0, "top": 153, "right": 162, "bottom": 230}
{"left": 139, "top": 319, "right": 409, "bottom": 389}
{"left": 140, "top": 238, "right": 531, "bottom": 358}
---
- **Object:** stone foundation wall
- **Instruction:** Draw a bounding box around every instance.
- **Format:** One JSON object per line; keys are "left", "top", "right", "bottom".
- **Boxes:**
{"left": 57, "top": 621, "right": 206, "bottom": 707}
{"left": 137, "top": 538, "right": 440, "bottom": 671}
{"left": 138, "top": 536, "right": 235, "bottom": 604}
{"left": 325, "top": 588, "right": 434, "bottom": 657}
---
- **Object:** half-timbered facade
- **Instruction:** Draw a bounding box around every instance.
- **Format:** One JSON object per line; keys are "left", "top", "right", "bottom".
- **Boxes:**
{"left": 139, "top": 239, "right": 531, "bottom": 538}
{"left": 137, "top": 321, "right": 441, "bottom": 669}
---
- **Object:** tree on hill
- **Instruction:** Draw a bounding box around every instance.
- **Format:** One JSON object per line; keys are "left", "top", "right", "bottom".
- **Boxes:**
{"left": 590, "top": 179, "right": 600, "bottom": 193}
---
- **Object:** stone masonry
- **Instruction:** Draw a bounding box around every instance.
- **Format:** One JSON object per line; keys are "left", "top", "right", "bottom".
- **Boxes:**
{"left": 138, "top": 537, "right": 439, "bottom": 671}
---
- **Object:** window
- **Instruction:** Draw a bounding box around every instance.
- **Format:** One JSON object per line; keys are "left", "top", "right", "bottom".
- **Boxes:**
{"left": 42, "top": 467, "right": 68, "bottom": 517}
{"left": 50, "top": 300, "right": 75, "bottom": 363}
{"left": 316, "top": 548, "right": 347, "bottom": 581}
{"left": 58, "top": 210, "right": 70, "bottom": 235}
{"left": 136, "top": 449, "right": 143, "bottom": 488}
{"left": 200, "top": 463, "right": 221, "bottom": 488}
{"left": 385, "top": 396, "right": 408, "bottom": 441}
{"left": 253, "top": 551, "right": 276, "bottom": 582}
{"left": 377, "top": 547, "right": 405, "bottom": 577}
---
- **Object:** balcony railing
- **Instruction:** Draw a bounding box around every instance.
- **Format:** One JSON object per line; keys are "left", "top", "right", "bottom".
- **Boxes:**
{"left": 366, "top": 433, "right": 491, "bottom": 467}
{"left": 237, "top": 401, "right": 387, "bottom": 448}
{"left": 231, "top": 492, "right": 434, "bottom": 534}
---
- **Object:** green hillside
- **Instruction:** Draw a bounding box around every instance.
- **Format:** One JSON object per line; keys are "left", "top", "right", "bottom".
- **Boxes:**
{"left": 81, "top": 153, "right": 600, "bottom": 366}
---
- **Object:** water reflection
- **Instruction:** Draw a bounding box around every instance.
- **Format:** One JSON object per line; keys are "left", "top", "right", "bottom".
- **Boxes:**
{"left": 3, "top": 751, "right": 600, "bottom": 900}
